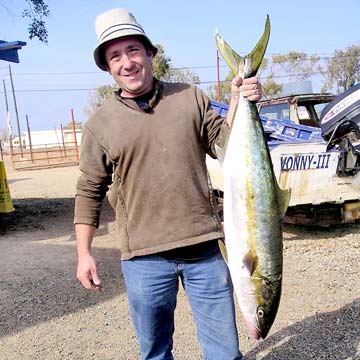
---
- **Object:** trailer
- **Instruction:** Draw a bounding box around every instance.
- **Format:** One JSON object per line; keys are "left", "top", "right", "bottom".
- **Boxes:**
{"left": 207, "top": 91, "right": 360, "bottom": 226}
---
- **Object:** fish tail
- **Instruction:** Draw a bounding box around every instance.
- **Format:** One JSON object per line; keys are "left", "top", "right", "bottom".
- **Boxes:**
{"left": 215, "top": 15, "right": 270, "bottom": 78}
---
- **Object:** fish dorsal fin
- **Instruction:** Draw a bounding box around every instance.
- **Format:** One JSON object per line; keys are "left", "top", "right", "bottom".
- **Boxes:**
{"left": 215, "top": 15, "right": 270, "bottom": 79}
{"left": 243, "top": 250, "right": 256, "bottom": 276}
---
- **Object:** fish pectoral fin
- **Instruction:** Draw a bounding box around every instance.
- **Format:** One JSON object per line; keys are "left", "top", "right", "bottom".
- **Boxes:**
{"left": 243, "top": 251, "right": 256, "bottom": 276}
{"left": 276, "top": 183, "right": 291, "bottom": 219}
{"left": 218, "top": 239, "right": 228, "bottom": 264}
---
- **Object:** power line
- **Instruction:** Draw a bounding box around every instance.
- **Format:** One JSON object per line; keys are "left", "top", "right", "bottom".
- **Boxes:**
{"left": 0, "top": 50, "right": 357, "bottom": 88}
{"left": 0, "top": 88, "right": 98, "bottom": 93}
{"left": 0, "top": 70, "right": 326, "bottom": 94}
{"left": 0, "top": 50, "right": 357, "bottom": 93}
{"left": 1, "top": 51, "right": 358, "bottom": 78}
{"left": 6, "top": 71, "right": 102, "bottom": 76}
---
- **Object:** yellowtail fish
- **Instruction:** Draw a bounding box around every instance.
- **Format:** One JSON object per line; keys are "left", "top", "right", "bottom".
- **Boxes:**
{"left": 215, "top": 16, "right": 291, "bottom": 339}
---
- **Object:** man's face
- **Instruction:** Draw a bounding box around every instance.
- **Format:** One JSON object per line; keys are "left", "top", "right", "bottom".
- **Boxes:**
{"left": 104, "top": 36, "right": 154, "bottom": 98}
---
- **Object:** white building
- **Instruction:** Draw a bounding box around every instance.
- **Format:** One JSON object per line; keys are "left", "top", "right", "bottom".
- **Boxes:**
{"left": 9, "top": 128, "right": 82, "bottom": 150}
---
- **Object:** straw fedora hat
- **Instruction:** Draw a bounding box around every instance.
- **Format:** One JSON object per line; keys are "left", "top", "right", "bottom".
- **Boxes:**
{"left": 93, "top": 8, "right": 158, "bottom": 71}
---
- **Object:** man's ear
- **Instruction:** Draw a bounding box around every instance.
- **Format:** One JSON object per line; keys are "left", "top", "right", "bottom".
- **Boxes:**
{"left": 146, "top": 49, "right": 155, "bottom": 59}
{"left": 104, "top": 60, "right": 111, "bottom": 73}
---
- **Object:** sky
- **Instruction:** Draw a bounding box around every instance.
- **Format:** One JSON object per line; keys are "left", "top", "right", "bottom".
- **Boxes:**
{"left": 0, "top": 0, "right": 359, "bottom": 132}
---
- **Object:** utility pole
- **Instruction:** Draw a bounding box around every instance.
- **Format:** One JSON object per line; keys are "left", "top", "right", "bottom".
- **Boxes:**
{"left": 71, "top": 109, "right": 79, "bottom": 162}
{"left": 2, "top": 80, "right": 14, "bottom": 165}
{"left": 9, "top": 64, "right": 23, "bottom": 157}
{"left": 26, "top": 115, "right": 34, "bottom": 163}
{"left": 2, "top": 80, "right": 8, "bottom": 161}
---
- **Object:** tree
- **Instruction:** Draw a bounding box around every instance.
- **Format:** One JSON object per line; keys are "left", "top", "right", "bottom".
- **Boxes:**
{"left": 84, "top": 84, "right": 119, "bottom": 116}
{"left": 1, "top": 0, "right": 50, "bottom": 42}
{"left": 207, "top": 58, "right": 270, "bottom": 103}
{"left": 22, "top": 0, "right": 50, "bottom": 43}
{"left": 261, "top": 77, "right": 282, "bottom": 99}
{"left": 321, "top": 45, "right": 360, "bottom": 93}
{"left": 153, "top": 44, "right": 200, "bottom": 84}
{"left": 152, "top": 44, "right": 171, "bottom": 79}
{"left": 207, "top": 71, "right": 234, "bottom": 104}
{"left": 270, "top": 51, "right": 321, "bottom": 82}
{"left": 208, "top": 45, "right": 359, "bottom": 101}
{"left": 164, "top": 68, "right": 200, "bottom": 84}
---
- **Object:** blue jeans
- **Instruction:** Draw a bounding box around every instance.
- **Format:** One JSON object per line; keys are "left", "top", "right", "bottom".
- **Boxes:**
{"left": 121, "top": 251, "right": 242, "bottom": 360}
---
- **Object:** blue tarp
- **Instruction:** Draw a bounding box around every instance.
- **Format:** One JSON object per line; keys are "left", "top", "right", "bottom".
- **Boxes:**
{"left": 0, "top": 40, "right": 27, "bottom": 63}
{"left": 210, "top": 100, "right": 324, "bottom": 148}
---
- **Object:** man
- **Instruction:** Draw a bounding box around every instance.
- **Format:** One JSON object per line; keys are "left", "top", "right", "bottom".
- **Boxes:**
{"left": 75, "top": 8, "right": 262, "bottom": 360}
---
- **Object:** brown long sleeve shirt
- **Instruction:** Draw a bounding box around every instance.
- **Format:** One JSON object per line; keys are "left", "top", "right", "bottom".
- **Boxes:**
{"left": 74, "top": 80, "right": 229, "bottom": 260}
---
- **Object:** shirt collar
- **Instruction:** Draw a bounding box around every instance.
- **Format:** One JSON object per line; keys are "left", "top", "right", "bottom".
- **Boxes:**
{"left": 115, "top": 78, "right": 162, "bottom": 112}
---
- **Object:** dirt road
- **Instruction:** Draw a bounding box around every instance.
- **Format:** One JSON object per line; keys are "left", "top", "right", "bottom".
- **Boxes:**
{"left": 1, "top": 164, "right": 359, "bottom": 359}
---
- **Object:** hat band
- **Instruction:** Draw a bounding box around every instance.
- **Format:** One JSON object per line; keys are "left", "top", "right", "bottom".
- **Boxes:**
{"left": 99, "top": 23, "right": 145, "bottom": 43}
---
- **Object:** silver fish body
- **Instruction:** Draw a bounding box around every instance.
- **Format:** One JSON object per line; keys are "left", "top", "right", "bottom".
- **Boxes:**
{"left": 215, "top": 16, "right": 290, "bottom": 340}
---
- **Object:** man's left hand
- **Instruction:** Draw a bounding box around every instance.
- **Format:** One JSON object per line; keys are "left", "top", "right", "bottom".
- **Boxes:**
{"left": 231, "top": 76, "right": 262, "bottom": 102}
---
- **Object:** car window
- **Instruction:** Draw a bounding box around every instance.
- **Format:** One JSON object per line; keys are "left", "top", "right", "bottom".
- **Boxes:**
{"left": 314, "top": 103, "right": 329, "bottom": 119}
{"left": 259, "top": 103, "right": 290, "bottom": 120}
{"left": 297, "top": 106, "right": 311, "bottom": 120}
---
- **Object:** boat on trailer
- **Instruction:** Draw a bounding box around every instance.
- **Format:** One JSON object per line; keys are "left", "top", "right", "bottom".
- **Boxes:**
{"left": 207, "top": 86, "right": 360, "bottom": 226}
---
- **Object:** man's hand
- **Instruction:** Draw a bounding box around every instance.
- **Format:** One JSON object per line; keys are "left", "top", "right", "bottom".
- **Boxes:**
{"left": 225, "top": 75, "right": 263, "bottom": 127}
{"left": 75, "top": 223, "right": 101, "bottom": 291}
{"left": 77, "top": 252, "right": 102, "bottom": 291}
{"left": 231, "top": 75, "right": 262, "bottom": 102}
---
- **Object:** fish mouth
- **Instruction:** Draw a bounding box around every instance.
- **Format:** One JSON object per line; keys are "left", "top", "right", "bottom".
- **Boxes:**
{"left": 244, "top": 314, "right": 272, "bottom": 340}
{"left": 259, "top": 327, "right": 271, "bottom": 340}
{"left": 244, "top": 317, "right": 261, "bottom": 340}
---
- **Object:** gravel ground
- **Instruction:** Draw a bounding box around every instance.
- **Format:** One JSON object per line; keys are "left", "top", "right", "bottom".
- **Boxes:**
{"left": 0, "top": 163, "right": 359, "bottom": 360}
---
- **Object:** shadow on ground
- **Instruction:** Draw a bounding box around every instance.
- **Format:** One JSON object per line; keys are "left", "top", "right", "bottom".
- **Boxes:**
{"left": 283, "top": 221, "right": 360, "bottom": 242}
{"left": 245, "top": 299, "right": 360, "bottom": 360}
{"left": 0, "top": 197, "right": 122, "bottom": 338}
{"left": 0, "top": 196, "right": 114, "bottom": 237}
{"left": 7, "top": 177, "right": 32, "bottom": 185}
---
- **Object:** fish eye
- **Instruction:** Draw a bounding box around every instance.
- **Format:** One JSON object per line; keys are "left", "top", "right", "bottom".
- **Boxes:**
{"left": 257, "top": 308, "right": 264, "bottom": 318}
